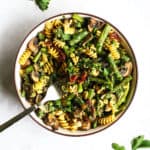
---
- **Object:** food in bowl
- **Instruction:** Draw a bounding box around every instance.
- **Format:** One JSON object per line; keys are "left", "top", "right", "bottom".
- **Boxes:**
{"left": 18, "top": 13, "right": 135, "bottom": 132}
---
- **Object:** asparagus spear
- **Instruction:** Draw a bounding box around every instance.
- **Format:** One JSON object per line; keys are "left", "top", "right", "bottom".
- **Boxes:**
{"left": 112, "top": 75, "right": 132, "bottom": 92}
{"left": 96, "top": 24, "right": 112, "bottom": 54}
{"left": 69, "top": 30, "right": 88, "bottom": 46}
{"left": 108, "top": 55, "right": 123, "bottom": 80}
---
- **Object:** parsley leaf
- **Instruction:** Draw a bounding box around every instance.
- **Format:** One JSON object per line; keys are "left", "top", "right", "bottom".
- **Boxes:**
{"left": 112, "top": 143, "right": 126, "bottom": 150}
{"left": 35, "top": 0, "right": 51, "bottom": 11}
{"left": 112, "top": 135, "right": 150, "bottom": 150}
{"left": 131, "top": 135, "right": 144, "bottom": 150}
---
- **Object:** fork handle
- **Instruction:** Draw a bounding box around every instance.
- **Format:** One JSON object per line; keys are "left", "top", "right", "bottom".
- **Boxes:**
{"left": 0, "top": 106, "right": 35, "bottom": 132}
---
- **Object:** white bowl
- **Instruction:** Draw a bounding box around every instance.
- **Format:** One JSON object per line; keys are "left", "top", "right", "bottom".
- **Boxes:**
{"left": 14, "top": 12, "right": 138, "bottom": 136}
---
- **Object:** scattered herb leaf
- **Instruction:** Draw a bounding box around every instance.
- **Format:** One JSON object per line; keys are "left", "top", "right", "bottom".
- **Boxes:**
{"left": 112, "top": 135, "right": 150, "bottom": 150}
{"left": 35, "top": 0, "right": 51, "bottom": 11}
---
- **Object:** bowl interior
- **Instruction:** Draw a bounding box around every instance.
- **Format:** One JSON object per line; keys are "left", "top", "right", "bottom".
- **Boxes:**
{"left": 15, "top": 13, "right": 137, "bottom": 136}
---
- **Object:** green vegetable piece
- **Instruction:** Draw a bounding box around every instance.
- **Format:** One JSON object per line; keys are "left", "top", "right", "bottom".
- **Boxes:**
{"left": 63, "top": 45, "right": 69, "bottom": 56}
{"left": 67, "top": 94, "right": 75, "bottom": 101}
{"left": 54, "top": 100, "right": 61, "bottom": 107}
{"left": 96, "top": 24, "right": 112, "bottom": 54}
{"left": 33, "top": 51, "right": 42, "bottom": 63}
{"left": 92, "top": 120, "right": 98, "bottom": 128}
{"left": 89, "top": 77, "right": 106, "bottom": 84}
{"left": 122, "top": 55, "right": 130, "bottom": 62}
{"left": 131, "top": 135, "right": 144, "bottom": 150}
{"left": 62, "top": 34, "right": 71, "bottom": 41}
{"left": 112, "top": 143, "right": 126, "bottom": 150}
{"left": 38, "top": 32, "right": 45, "bottom": 41}
{"left": 117, "top": 83, "right": 130, "bottom": 107}
{"left": 113, "top": 76, "right": 132, "bottom": 92}
{"left": 36, "top": 109, "right": 45, "bottom": 118}
{"left": 78, "top": 83, "right": 83, "bottom": 93}
{"left": 25, "top": 65, "right": 34, "bottom": 74}
{"left": 88, "top": 89, "right": 95, "bottom": 99}
{"left": 69, "top": 30, "right": 88, "bottom": 46}
{"left": 72, "top": 13, "right": 84, "bottom": 23}
{"left": 21, "top": 90, "right": 26, "bottom": 97}
{"left": 108, "top": 55, "right": 123, "bottom": 80}
{"left": 139, "top": 140, "right": 150, "bottom": 148}
{"left": 54, "top": 27, "right": 63, "bottom": 38}
{"left": 35, "top": 0, "right": 51, "bottom": 11}
{"left": 40, "top": 47, "right": 47, "bottom": 53}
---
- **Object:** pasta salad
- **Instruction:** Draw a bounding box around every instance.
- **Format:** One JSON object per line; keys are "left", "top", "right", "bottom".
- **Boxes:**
{"left": 19, "top": 14, "right": 133, "bottom": 131}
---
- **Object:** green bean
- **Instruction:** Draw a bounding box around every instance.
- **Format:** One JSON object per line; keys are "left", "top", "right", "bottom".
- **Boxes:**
{"left": 69, "top": 30, "right": 88, "bottom": 46}
{"left": 96, "top": 24, "right": 112, "bottom": 54}
{"left": 88, "top": 89, "right": 95, "bottom": 99}
{"left": 77, "top": 83, "right": 83, "bottom": 93}
{"left": 25, "top": 65, "right": 34, "bottom": 73}
{"left": 67, "top": 93, "right": 75, "bottom": 101}
{"left": 92, "top": 120, "right": 98, "bottom": 128}
{"left": 72, "top": 13, "right": 84, "bottom": 23}
{"left": 89, "top": 77, "right": 106, "bottom": 84}
{"left": 108, "top": 55, "right": 123, "bottom": 80}
{"left": 38, "top": 32, "right": 45, "bottom": 41}
{"left": 62, "top": 34, "right": 71, "bottom": 41}
{"left": 40, "top": 47, "right": 47, "bottom": 53}
{"left": 33, "top": 51, "right": 42, "bottom": 63}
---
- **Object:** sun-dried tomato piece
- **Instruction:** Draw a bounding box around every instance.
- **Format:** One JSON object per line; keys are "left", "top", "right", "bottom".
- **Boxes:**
{"left": 70, "top": 75, "right": 78, "bottom": 82}
{"left": 109, "top": 32, "right": 120, "bottom": 41}
{"left": 78, "top": 72, "right": 87, "bottom": 83}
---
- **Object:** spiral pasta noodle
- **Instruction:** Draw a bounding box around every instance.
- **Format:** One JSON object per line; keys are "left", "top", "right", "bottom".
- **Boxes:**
{"left": 33, "top": 76, "right": 49, "bottom": 94}
{"left": 105, "top": 39, "right": 120, "bottom": 59}
{"left": 43, "top": 62, "right": 53, "bottom": 75}
{"left": 83, "top": 49, "right": 97, "bottom": 58}
{"left": 56, "top": 112, "right": 70, "bottom": 129}
{"left": 19, "top": 49, "right": 31, "bottom": 65}
{"left": 53, "top": 38, "right": 65, "bottom": 48}
{"left": 70, "top": 53, "right": 79, "bottom": 65}
{"left": 63, "top": 19, "right": 75, "bottom": 34}
{"left": 98, "top": 114, "right": 115, "bottom": 125}
{"left": 48, "top": 46, "right": 59, "bottom": 59}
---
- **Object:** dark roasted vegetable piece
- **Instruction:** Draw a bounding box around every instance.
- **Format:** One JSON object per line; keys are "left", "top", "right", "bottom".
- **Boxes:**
{"left": 121, "top": 62, "right": 133, "bottom": 77}
{"left": 31, "top": 71, "right": 39, "bottom": 82}
{"left": 28, "top": 37, "right": 38, "bottom": 53}
{"left": 82, "top": 33, "right": 93, "bottom": 46}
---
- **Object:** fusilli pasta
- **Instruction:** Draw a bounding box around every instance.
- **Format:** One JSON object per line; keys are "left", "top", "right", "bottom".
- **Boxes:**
{"left": 19, "top": 49, "right": 31, "bottom": 65}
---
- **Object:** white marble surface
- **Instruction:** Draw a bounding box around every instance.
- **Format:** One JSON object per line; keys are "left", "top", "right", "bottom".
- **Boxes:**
{"left": 0, "top": 0, "right": 150, "bottom": 149}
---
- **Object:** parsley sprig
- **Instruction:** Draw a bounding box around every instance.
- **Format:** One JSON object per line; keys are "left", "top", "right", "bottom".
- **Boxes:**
{"left": 112, "top": 135, "right": 150, "bottom": 150}
{"left": 35, "top": 0, "right": 51, "bottom": 11}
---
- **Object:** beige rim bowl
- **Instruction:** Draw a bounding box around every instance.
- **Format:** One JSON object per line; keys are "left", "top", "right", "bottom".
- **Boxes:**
{"left": 14, "top": 12, "right": 138, "bottom": 136}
